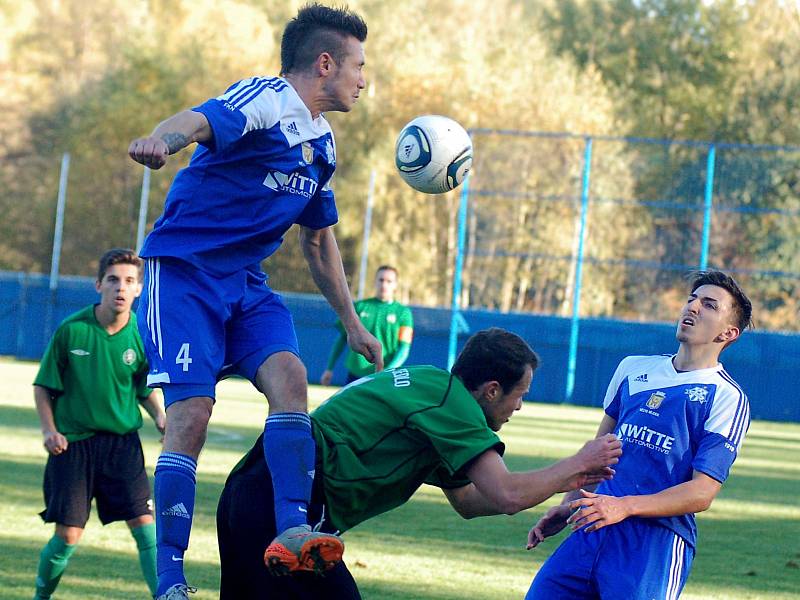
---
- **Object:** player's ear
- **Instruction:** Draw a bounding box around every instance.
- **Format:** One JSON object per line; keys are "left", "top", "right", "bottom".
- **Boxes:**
{"left": 317, "top": 52, "right": 335, "bottom": 76}
{"left": 483, "top": 380, "right": 502, "bottom": 403}
{"left": 133, "top": 281, "right": 143, "bottom": 299}
{"left": 715, "top": 325, "right": 740, "bottom": 345}
{"left": 94, "top": 279, "right": 102, "bottom": 293}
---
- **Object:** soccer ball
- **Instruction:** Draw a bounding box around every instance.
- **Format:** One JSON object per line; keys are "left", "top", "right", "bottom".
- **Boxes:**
{"left": 394, "top": 115, "right": 473, "bottom": 194}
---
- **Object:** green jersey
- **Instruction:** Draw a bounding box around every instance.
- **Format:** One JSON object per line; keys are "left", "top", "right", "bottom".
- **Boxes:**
{"left": 311, "top": 366, "right": 503, "bottom": 532}
{"left": 337, "top": 298, "right": 413, "bottom": 376}
{"left": 34, "top": 305, "right": 151, "bottom": 442}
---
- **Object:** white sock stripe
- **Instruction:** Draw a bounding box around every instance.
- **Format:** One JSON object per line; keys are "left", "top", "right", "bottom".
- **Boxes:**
{"left": 266, "top": 413, "right": 311, "bottom": 424}
{"left": 157, "top": 453, "right": 198, "bottom": 471}
{"left": 158, "top": 453, "right": 197, "bottom": 465}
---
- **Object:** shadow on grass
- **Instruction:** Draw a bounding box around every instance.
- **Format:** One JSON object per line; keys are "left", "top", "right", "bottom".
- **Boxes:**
{"left": 0, "top": 404, "right": 40, "bottom": 430}
{"left": 0, "top": 535, "right": 221, "bottom": 600}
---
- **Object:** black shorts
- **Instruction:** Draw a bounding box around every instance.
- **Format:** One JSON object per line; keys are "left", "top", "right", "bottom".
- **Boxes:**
{"left": 40, "top": 431, "right": 153, "bottom": 527}
{"left": 217, "top": 435, "right": 361, "bottom": 600}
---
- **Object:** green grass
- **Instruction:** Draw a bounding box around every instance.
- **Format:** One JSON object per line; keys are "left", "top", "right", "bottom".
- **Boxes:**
{"left": 1, "top": 358, "right": 798, "bottom": 599}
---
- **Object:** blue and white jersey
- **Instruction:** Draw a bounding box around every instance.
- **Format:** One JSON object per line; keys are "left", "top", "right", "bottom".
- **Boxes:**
{"left": 596, "top": 354, "right": 749, "bottom": 548}
{"left": 140, "top": 76, "right": 339, "bottom": 276}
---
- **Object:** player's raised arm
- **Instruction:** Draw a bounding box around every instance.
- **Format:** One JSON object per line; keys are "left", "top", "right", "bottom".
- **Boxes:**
{"left": 299, "top": 225, "right": 384, "bottom": 371}
{"left": 128, "top": 110, "right": 212, "bottom": 170}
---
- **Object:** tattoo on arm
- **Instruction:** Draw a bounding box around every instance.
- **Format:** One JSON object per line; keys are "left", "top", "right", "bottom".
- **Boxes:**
{"left": 161, "top": 132, "right": 189, "bottom": 154}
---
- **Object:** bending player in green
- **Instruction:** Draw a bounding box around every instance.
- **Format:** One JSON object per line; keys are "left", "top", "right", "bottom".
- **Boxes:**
{"left": 32, "top": 248, "right": 165, "bottom": 599}
{"left": 321, "top": 265, "right": 413, "bottom": 385}
{"left": 218, "top": 328, "right": 622, "bottom": 599}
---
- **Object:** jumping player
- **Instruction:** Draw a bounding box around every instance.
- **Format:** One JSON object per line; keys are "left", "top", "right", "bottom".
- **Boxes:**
{"left": 525, "top": 270, "right": 752, "bottom": 600}
{"left": 32, "top": 248, "right": 165, "bottom": 599}
{"left": 217, "top": 328, "right": 623, "bottom": 599}
{"left": 127, "top": 5, "right": 381, "bottom": 599}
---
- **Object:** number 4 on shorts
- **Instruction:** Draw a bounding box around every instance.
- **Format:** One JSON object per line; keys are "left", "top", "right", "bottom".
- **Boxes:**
{"left": 176, "top": 343, "right": 193, "bottom": 372}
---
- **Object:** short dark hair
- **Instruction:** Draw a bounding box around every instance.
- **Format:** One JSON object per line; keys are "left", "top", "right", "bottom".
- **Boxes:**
{"left": 281, "top": 4, "right": 368, "bottom": 75}
{"left": 97, "top": 248, "right": 142, "bottom": 282}
{"left": 376, "top": 265, "right": 398, "bottom": 277}
{"left": 688, "top": 270, "right": 753, "bottom": 332}
{"left": 452, "top": 328, "right": 539, "bottom": 393}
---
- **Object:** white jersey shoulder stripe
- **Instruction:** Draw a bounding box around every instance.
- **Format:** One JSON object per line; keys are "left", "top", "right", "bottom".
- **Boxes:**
{"left": 719, "top": 370, "right": 750, "bottom": 445}
{"left": 222, "top": 77, "right": 267, "bottom": 106}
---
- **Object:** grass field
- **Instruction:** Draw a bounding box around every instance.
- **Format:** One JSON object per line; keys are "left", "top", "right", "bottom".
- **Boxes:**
{"left": 1, "top": 357, "right": 798, "bottom": 599}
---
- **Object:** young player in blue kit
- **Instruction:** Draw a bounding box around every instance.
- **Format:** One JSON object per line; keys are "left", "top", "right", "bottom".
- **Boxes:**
{"left": 127, "top": 5, "right": 381, "bottom": 599}
{"left": 525, "top": 270, "right": 753, "bottom": 600}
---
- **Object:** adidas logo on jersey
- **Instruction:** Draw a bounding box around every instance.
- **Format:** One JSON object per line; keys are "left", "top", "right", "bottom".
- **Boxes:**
{"left": 285, "top": 121, "right": 300, "bottom": 136}
{"left": 633, "top": 374, "right": 648, "bottom": 382}
{"left": 162, "top": 502, "right": 191, "bottom": 519}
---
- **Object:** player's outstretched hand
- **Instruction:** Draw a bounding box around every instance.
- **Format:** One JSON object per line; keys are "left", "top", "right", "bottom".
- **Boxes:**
{"left": 576, "top": 433, "right": 621, "bottom": 472}
{"left": 567, "top": 489, "right": 629, "bottom": 533}
{"left": 561, "top": 433, "right": 622, "bottom": 491}
{"left": 347, "top": 327, "right": 384, "bottom": 373}
{"left": 43, "top": 430, "right": 68, "bottom": 455}
{"left": 320, "top": 369, "right": 334, "bottom": 386}
{"left": 128, "top": 136, "right": 170, "bottom": 169}
{"left": 526, "top": 504, "right": 571, "bottom": 550}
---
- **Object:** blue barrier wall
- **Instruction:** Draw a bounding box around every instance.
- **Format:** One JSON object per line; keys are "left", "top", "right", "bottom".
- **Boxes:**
{"left": 3, "top": 272, "right": 798, "bottom": 422}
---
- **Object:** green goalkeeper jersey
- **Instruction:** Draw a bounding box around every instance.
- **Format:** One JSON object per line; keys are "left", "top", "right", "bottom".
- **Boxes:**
{"left": 34, "top": 304, "right": 151, "bottom": 441}
{"left": 336, "top": 298, "right": 414, "bottom": 376}
{"left": 311, "top": 365, "right": 503, "bottom": 532}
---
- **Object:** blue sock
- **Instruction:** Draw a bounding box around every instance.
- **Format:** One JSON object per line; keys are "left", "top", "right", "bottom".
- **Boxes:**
{"left": 263, "top": 412, "right": 315, "bottom": 534}
{"left": 154, "top": 452, "right": 197, "bottom": 596}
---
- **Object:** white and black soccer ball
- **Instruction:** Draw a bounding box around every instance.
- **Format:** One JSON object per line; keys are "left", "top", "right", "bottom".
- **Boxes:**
{"left": 394, "top": 115, "right": 473, "bottom": 194}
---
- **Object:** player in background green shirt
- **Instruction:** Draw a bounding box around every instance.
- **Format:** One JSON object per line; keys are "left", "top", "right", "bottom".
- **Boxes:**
{"left": 32, "top": 249, "right": 166, "bottom": 600}
{"left": 218, "top": 328, "right": 622, "bottom": 599}
{"left": 321, "top": 265, "right": 413, "bottom": 384}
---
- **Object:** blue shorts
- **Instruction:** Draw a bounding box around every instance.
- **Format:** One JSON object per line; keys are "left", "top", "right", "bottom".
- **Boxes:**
{"left": 526, "top": 518, "right": 694, "bottom": 600}
{"left": 137, "top": 257, "right": 299, "bottom": 406}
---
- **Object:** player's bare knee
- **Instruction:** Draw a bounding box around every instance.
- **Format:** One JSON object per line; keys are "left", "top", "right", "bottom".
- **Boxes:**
{"left": 55, "top": 524, "right": 83, "bottom": 545}
{"left": 257, "top": 353, "right": 309, "bottom": 412}
{"left": 164, "top": 396, "right": 213, "bottom": 456}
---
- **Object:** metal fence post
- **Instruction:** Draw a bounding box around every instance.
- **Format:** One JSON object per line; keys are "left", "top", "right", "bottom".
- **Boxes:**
{"left": 136, "top": 166, "right": 151, "bottom": 253}
{"left": 49, "top": 152, "right": 70, "bottom": 291}
{"left": 45, "top": 152, "right": 70, "bottom": 345}
{"left": 448, "top": 175, "right": 470, "bottom": 370}
{"left": 565, "top": 137, "right": 593, "bottom": 402}
{"left": 700, "top": 144, "right": 716, "bottom": 270}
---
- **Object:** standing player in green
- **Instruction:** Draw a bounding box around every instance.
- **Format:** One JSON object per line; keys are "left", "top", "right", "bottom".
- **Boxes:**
{"left": 218, "top": 328, "right": 622, "bottom": 598}
{"left": 32, "top": 248, "right": 165, "bottom": 599}
{"left": 321, "top": 265, "right": 413, "bottom": 385}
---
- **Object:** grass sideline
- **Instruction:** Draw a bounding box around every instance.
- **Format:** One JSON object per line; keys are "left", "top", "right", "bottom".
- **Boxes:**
{"left": 1, "top": 357, "right": 798, "bottom": 599}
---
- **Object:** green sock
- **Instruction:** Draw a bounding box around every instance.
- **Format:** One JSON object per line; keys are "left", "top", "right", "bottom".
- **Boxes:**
{"left": 35, "top": 534, "right": 76, "bottom": 599}
{"left": 131, "top": 522, "right": 158, "bottom": 595}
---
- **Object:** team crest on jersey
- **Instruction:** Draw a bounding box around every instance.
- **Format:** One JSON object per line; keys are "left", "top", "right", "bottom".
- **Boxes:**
{"left": 646, "top": 391, "right": 666, "bottom": 410}
{"left": 122, "top": 348, "right": 136, "bottom": 365}
{"left": 685, "top": 386, "right": 709, "bottom": 404}
{"left": 301, "top": 142, "right": 314, "bottom": 164}
{"left": 387, "top": 314, "right": 397, "bottom": 324}
{"left": 325, "top": 139, "right": 335, "bottom": 164}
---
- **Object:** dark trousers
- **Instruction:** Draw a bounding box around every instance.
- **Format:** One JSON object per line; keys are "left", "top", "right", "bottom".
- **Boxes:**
{"left": 217, "top": 435, "right": 361, "bottom": 600}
